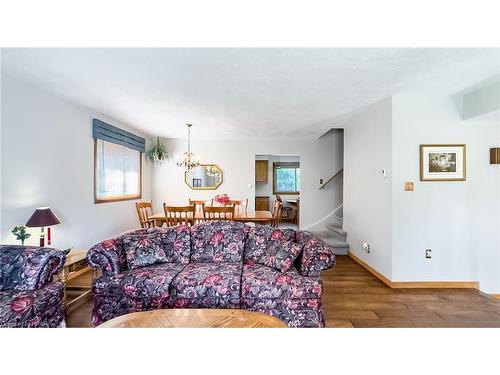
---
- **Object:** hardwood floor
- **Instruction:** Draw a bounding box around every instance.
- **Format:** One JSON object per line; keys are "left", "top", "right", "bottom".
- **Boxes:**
{"left": 322, "top": 256, "right": 500, "bottom": 327}
{"left": 66, "top": 255, "right": 500, "bottom": 328}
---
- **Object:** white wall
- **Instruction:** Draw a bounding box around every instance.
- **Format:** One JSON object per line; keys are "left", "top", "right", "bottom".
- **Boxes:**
{"left": 0, "top": 74, "right": 153, "bottom": 249}
{"left": 343, "top": 98, "right": 394, "bottom": 279}
{"left": 344, "top": 93, "right": 500, "bottom": 293}
{"left": 152, "top": 131, "right": 343, "bottom": 229}
{"left": 392, "top": 93, "right": 500, "bottom": 291}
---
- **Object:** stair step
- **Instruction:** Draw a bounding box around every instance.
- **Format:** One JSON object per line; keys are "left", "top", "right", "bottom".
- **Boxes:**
{"left": 325, "top": 225, "right": 347, "bottom": 237}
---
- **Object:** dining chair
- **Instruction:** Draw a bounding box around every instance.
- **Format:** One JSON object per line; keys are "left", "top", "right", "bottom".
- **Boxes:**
{"left": 135, "top": 201, "right": 154, "bottom": 228}
{"left": 271, "top": 200, "right": 283, "bottom": 228}
{"left": 189, "top": 199, "right": 206, "bottom": 222}
{"left": 275, "top": 194, "right": 293, "bottom": 222}
{"left": 203, "top": 206, "right": 235, "bottom": 221}
{"left": 163, "top": 204, "right": 196, "bottom": 227}
{"left": 229, "top": 199, "right": 248, "bottom": 213}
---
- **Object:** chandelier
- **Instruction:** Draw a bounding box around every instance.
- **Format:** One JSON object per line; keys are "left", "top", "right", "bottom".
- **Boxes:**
{"left": 176, "top": 123, "right": 200, "bottom": 170}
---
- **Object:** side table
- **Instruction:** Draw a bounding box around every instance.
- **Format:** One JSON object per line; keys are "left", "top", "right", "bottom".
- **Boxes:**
{"left": 58, "top": 248, "right": 93, "bottom": 308}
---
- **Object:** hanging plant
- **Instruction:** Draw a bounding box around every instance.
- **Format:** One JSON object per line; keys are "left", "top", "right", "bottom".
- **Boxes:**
{"left": 146, "top": 137, "right": 168, "bottom": 165}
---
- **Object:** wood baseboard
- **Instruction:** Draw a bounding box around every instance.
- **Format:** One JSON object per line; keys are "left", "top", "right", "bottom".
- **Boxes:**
{"left": 348, "top": 252, "right": 479, "bottom": 289}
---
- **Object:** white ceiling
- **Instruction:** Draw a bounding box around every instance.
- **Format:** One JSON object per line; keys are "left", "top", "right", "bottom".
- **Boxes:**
{"left": 2, "top": 48, "right": 499, "bottom": 138}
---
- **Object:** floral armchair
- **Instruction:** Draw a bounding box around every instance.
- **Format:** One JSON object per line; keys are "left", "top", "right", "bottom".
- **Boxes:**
{"left": 87, "top": 222, "right": 335, "bottom": 327}
{"left": 0, "top": 245, "right": 66, "bottom": 328}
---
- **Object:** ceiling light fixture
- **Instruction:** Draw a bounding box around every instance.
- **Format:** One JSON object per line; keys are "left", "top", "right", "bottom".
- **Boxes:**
{"left": 176, "top": 123, "right": 200, "bottom": 170}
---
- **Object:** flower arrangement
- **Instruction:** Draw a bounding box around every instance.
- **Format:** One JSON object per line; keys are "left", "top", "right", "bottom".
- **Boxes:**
{"left": 214, "top": 194, "right": 230, "bottom": 205}
{"left": 11, "top": 225, "right": 31, "bottom": 245}
{"left": 146, "top": 136, "right": 168, "bottom": 165}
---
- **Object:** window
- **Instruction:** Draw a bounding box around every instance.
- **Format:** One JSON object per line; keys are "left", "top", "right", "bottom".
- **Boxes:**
{"left": 94, "top": 139, "right": 142, "bottom": 203}
{"left": 273, "top": 162, "right": 300, "bottom": 194}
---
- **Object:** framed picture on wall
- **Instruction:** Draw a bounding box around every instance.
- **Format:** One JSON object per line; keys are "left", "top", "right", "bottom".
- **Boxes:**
{"left": 420, "top": 144, "right": 466, "bottom": 181}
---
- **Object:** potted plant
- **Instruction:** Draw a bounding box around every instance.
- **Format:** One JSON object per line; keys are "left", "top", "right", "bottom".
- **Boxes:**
{"left": 11, "top": 225, "right": 31, "bottom": 245}
{"left": 146, "top": 137, "right": 168, "bottom": 165}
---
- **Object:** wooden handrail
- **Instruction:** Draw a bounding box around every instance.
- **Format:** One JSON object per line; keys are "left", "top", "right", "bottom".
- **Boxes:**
{"left": 319, "top": 168, "right": 343, "bottom": 189}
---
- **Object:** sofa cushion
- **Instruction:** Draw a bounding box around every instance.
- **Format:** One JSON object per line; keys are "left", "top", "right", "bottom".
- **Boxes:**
{"left": 92, "top": 263, "right": 185, "bottom": 299}
{"left": 0, "top": 282, "right": 64, "bottom": 327}
{"left": 123, "top": 231, "right": 168, "bottom": 269}
{"left": 257, "top": 240, "right": 303, "bottom": 273}
{"left": 156, "top": 225, "right": 191, "bottom": 264}
{"left": 244, "top": 226, "right": 297, "bottom": 262}
{"left": 190, "top": 221, "right": 246, "bottom": 263}
{"left": 241, "top": 263, "right": 322, "bottom": 300}
{"left": 169, "top": 262, "right": 242, "bottom": 301}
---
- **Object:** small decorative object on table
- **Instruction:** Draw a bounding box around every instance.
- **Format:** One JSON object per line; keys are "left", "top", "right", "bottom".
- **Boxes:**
{"left": 146, "top": 136, "right": 168, "bottom": 165}
{"left": 214, "top": 193, "right": 230, "bottom": 205}
{"left": 11, "top": 225, "right": 31, "bottom": 245}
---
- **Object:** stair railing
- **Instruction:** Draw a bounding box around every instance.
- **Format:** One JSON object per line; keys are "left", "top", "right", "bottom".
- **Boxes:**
{"left": 319, "top": 168, "right": 343, "bottom": 190}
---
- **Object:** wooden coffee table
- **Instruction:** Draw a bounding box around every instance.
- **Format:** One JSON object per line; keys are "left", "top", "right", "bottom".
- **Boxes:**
{"left": 98, "top": 309, "right": 287, "bottom": 328}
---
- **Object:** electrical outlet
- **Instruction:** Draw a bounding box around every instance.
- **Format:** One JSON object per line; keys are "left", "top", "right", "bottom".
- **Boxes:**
{"left": 320, "top": 178, "right": 323, "bottom": 185}
{"left": 425, "top": 249, "right": 432, "bottom": 259}
{"left": 363, "top": 242, "right": 371, "bottom": 253}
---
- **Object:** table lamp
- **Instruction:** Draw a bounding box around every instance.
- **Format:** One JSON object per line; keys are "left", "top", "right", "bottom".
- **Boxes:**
{"left": 25, "top": 207, "right": 61, "bottom": 247}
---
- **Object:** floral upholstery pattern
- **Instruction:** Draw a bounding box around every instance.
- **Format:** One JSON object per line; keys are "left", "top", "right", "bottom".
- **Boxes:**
{"left": 191, "top": 221, "right": 246, "bottom": 263}
{"left": 0, "top": 245, "right": 66, "bottom": 328}
{"left": 0, "top": 245, "right": 65, "bottom": 291}
{"left": 241, "top": 263, "right": 322, "bottom": 300}
{"left": 123, "top": 231, "right": 169, "bottom": 269}
{"left": 88, "top": 222, "right": 335, "bottom": 327}
{"left": 93, "top": 263, "right": 185, "bottom": 298}
{"left": 87, "top": 237, "right": 128, "bottom": 276}
{"left": 242, "top": 300, "right": 324, "bottom": 328}
{"left": 0, "top": 282, "right": 65, "bottom": 327}
{"left": 156, "top": 226, "right": 191, "bottom": 264}
{"left": 244, "top": 226, "right": 296, "bottom": 262}
{"left": 169, "top": 262, "right": 242, "bottom": 303}
{"left": 257, "top": 241, "right": 303, "bottom": 273}
{"left": 296, "top": 231, "right": 336, "bottom": 277}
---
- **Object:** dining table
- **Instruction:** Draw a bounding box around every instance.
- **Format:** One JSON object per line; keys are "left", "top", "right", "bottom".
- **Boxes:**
{"left": 148, "top": 209, "right": 273, "bottom": 225}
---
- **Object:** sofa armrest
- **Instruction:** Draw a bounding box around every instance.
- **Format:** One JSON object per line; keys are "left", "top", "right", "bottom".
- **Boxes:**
{"left": 86, "top": 238, "right": 125, "bottom": 276}
{"left": 0, "top": 245, "right": 66, "bottom": 290}
{"left": 296, "top": 232, "right": 336, "bottom": 277}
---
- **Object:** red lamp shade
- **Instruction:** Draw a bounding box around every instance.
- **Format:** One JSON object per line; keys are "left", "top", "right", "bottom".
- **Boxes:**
{"left": 26, "top": 207, "right": 61, "bottom": 227}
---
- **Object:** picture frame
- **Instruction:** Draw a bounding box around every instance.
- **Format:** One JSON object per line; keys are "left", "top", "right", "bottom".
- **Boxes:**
{"left": 420, "top": 144, "right": 466, "bottom": 181}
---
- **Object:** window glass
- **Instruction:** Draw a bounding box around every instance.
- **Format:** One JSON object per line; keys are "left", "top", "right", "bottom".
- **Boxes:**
{"left": 95, "top": 139, "right": 141, "bottom": 202}
{"left": 274, "top": 162, "right": 300, "bottom": 194}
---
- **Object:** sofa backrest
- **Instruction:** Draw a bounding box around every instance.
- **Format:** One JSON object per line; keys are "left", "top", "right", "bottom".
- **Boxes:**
{"left": 0, "top": 245, "right": 65, "bottom": 291}
{"left": 244, "top": 226, "right": 297, "bottom": 262}
{"left": 190, "top": 221, "right": 247, "bottom": 263}
{"left": 88, "top": 226, "right": 192, "bottom": 274}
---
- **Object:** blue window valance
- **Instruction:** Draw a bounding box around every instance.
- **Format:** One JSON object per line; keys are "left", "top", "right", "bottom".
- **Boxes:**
{"left": 92, "top": 119, "right": 145, "bottom": 152}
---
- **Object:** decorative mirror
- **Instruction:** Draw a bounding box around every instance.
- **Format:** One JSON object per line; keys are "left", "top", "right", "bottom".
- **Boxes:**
{"left": 185, "top": 164, "right": 223, "bottom": 190}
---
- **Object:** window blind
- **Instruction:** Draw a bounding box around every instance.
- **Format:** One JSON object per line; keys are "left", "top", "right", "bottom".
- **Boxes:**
{"left": 92, "top": 119, "right": 145, "bottom": 152}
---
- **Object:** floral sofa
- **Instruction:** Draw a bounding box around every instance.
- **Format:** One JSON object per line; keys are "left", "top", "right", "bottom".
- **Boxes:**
{"left": 87, "top": 221, "right": 335, "bottom": 327}
{"left": 0, "top": 245, "right": 66, "bottom": 328}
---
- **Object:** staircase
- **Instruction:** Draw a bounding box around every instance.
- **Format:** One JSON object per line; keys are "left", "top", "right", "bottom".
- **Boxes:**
{"left": 304, "top": 205, "right": 349, "bottom": 255}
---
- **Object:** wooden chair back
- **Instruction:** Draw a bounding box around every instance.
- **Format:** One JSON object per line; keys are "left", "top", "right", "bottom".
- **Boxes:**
{"left": 272, "top": 200, "right": 283, "bottom": 228}
{"left": 135, "top": 201, "right": 154, "bottom": 228}
{"left": 163, "top": 204, "right": 196, "bottom": 227}
{"left": 229, "top": 199, "right": 248, "bottom": 213}
{"left": 203, "top": 206, "right": 235, "bottom": 221}
{"left": 189, "top": 199, "right": 206, "bottom": 222}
